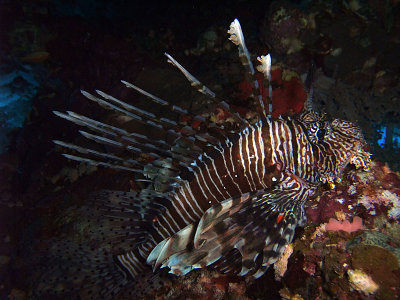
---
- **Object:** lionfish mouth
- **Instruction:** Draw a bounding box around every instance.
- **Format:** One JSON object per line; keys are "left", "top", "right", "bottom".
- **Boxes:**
{"left": 319, "top": 134, "right": 371, "bottom": 189}
{"left": 320, "top": 147, "right": 371, "bottom": 189}
{"left": 350, "top": 148, "right": 372, "bottom": 172}
{"left": 348, "top": 129, "right": 372, "bottom": 172}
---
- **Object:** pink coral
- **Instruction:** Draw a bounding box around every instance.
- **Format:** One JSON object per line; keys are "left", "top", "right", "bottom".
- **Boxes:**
{"left": 325, "top": 216, "right": 364, "bottom": 233}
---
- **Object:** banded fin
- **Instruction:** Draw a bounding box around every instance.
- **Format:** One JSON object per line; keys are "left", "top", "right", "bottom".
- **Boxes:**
{"left": 80, "top": 89, "right": 214, "bottom": 149}
{"left": 119, "top": 80, "right": 187, "bottom": 115}
{"left": 85, "top": 189, "right": 170, "bottom": 251}
{"left": 164, "top": 52, "right": 248, "bottom": 127}
{"left": 165, "top": 52, "right": 216, "bottom": 98}
{"left": 87, "top": 190, "right": 168, "bottom": 232}
{"left": 53, "top": 109, "right": 198, "bottom": 186}
{"left": 53, "top": 110, "right": 191, "bottom": 161}
{"left": 146, "top": 180, "right": 310, "bottom": 277}
{"left": 303, "top": 61, "right": 316, "bottom": 111}
{"left": 64, "top": 89, "right": 232, "bottom": 160}
{"left": 121, "top": 79, "right": 238, "bottom": 136}
{"left": 146, "top": 192, "right": 255, "bottom": 275}
{"left": 212, "top": 248, "right": 243, "bottom": 275}
{"left": 256, "top": 54, "right": 272, "bottom": 116}
{"left": 54, "top": 143, "right": 182, "bottom": 184}
{"left": 228, "top": 19, "right": 267, "bottom": 120}
{"left": 228, "top": 19, "right": 255, "bottom": 75}
{"left": 80, "top": 88, "right": 221, "bottom": 149}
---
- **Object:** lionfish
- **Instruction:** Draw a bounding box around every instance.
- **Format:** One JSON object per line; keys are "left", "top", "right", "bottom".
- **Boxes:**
{"left": 37, "top": 19, "right": 371, "bottom": 298}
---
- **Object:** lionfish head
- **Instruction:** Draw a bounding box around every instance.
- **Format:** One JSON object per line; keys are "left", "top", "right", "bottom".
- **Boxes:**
{"left": 299, "top": 110, "right": 371, "bottom": 187}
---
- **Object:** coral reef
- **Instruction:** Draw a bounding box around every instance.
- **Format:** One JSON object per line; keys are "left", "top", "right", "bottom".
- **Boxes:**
{"left": 280, "top": 161, "right": 400, "bottom": 300}
{"left": 147, "top": 161, "right": 400, "bottom": 300}
{"left": 146, "top": 269, "right": 249, "bottom": 300}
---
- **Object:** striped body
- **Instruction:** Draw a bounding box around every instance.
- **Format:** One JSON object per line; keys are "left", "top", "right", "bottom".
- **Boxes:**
{"left": 148, "top": 118, "right": 313, "bottom": 241}
{"left": 117, "top": 113, "right": 369, "bottom": 278}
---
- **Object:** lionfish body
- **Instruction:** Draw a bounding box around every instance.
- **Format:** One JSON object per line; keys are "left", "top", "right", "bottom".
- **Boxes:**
{"left": 39, "top": 19, "right": 371, "bottom": 298}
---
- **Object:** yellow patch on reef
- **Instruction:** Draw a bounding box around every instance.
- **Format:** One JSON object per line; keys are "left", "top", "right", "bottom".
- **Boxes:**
{"left": 335, "top": 211, "right": 347, "bottom": 222}
{"left": 281, "top": 69, "right": 300, "bottom": 81}
{"left": 274, "top": 243, "right": 294, "bottom": 280}
{"left": 280, "top": 37, "right": 304, "bottom": 55}
{"left": 209, "top": 114, "right": 217, "bottom": 123}
{"left": 279, "top": 287, "right": 304, "bottom": 300}
{"left": 347, "top": 269, "right": 379, "bottom": 295}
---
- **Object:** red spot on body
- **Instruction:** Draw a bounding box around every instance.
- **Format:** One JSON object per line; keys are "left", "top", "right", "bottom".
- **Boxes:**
{"left": 277, "top": 214, "right": 285, "bottom": 224}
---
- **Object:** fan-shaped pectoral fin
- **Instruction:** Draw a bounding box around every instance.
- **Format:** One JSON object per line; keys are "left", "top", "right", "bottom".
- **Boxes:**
{"left": 147, "top": 175, "right": 313, "bottom": 277}
{"left": 146, "top": 192, "right": 255, "bottom": 275}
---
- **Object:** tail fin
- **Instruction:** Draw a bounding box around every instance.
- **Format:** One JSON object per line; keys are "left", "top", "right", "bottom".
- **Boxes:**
{"left": 33, "top": 241, "right": 130, "bottom": 299}
{"left": 33, "top": 240, "right": 168, "bottom": 299}
{"left": 32, "top": 189, "right": 170, "bottom": 298}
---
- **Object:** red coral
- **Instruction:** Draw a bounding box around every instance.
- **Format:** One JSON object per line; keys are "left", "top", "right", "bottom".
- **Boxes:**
{"left": 237, "top": 78, "right": 254, "bottom": 100}
{"left": 271, "top": 76, "right": 307, "bottom": 118}
{"left": 236, "top": 67, "right": 307, "bottom": 118}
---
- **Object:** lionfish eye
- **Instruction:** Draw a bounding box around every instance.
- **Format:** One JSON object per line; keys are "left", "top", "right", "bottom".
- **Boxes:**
{"left": 316, "top": 128, "right": 326, "bottom": 140}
